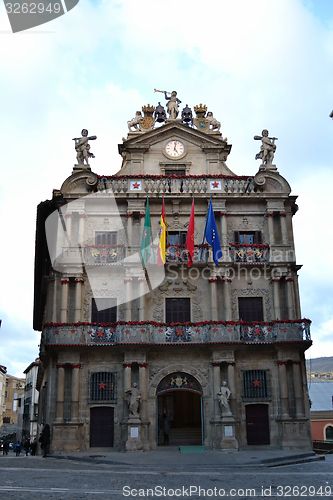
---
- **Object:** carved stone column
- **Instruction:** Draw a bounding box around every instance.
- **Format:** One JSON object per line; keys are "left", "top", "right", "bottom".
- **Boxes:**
{"left": 52, "top": 275, "right": 58, "bottom": 323}
{"left": 138, "top": 277, "right": 146, "bottom": 321}
{"left": 293, "top": 361, "right": 304, "bottom": 417}
{"left": 64, "top": 213, "right": 72, "bottom": 241}
{"left": 78, "top": 213, "right": 85, "bottom": 243}
{"left": 223, "top": 278, "right": 232, "bottom": 321}
{"left": 55, "top": 365, "right": 65, "bottom": 422}
{"left": 280, "top": 212, "right": 288, "bottom": 245}
{"left": 277, "top": 361, "right": 289, "bottom": 418}
{"left": 271, "top": 277, "right": 281, "bottom": 320}
{"left": 209, "top": 277, "right": 218, "bottom": 321}
{"left": 124, "top": 278, "right": 132, "bottom": 321}
{"left": 123, "top": 363, "right": 132, "bottom": 393}
{"left": 266, "top": 213, "right": 274, "bottom": 246}
{"left": 286, "top": 276, "right": 295, "bottom": 320}
{"left": 212, "top": 362, "right": 221, "bottom": 418}
{"left": 227, "top": 362, "right": 236, "bottom": 400}
{"left": 220, "top": 212, "right": 229, "bottom": 260}
{"left": 127, "top": 212, "right": 133, "bottom": 248}
{"left": 138, "top": 363, "right": 148, "bottom": 421}
{"left": 74, "top": 278, "right": 84, "bottom": 322}
{"left": 71, "top": 364, "right": 81, "bottom": 422}
{"left": 60, "top": 278, "right": 69, "bottom": 323}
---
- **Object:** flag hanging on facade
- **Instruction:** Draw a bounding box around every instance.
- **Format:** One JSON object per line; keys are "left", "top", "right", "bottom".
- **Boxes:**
{"left": 157, "top": 196, "right": 167, "bottom": 265}
{"left": 140, "top": 197, "right": 152, "bottom": 266}
{"left": 186, "top": 198, "right": 195, "bottom": 267}
{"left": 203, "top": 198, "right": 222, "bottom": 266}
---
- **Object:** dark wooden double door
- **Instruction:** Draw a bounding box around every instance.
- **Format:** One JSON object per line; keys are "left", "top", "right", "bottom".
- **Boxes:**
{"left": 245, "top": 404, "right": 270, "bottom": 445}
{"left": 90, "top": 407, "right": 114, "bottom": 447}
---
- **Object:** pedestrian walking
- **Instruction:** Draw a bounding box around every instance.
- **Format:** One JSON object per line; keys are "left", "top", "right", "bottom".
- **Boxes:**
{"left": 23, "top": 438, "right": 30, "bottom": 456}
{"left": 14, "top": 441, "right": 21, "bottom": 456}
{"left": 30, "top": 437, "right": 37, "bottom": 456}
{"left": 39, "top": 424, "right": 50, "bottom": 458}
{"left": 2, "top": 441, "right": 9, "bottom": 455}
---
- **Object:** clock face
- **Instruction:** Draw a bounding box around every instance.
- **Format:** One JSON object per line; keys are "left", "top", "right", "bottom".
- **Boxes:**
{"left": 165, "top": 140, "right": 185, "bottom": 158}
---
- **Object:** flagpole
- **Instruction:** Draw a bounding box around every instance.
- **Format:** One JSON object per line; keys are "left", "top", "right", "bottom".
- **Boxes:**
{"left": 200, "top": 196, "right": 211, "bottom": 261}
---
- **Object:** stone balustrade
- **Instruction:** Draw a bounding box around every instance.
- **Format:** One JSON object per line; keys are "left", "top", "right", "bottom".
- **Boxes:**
{"left": 42, "top": 320, "right": 311, "bottom": 347}
{"left": 97, "top": 175, "right": 255, "bottom": 195}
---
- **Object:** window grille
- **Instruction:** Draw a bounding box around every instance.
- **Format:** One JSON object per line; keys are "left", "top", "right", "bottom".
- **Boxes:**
{"left": 90, "top": 372, "right": 117, "bottom": 401}
{"left": 243, "top": 370, "right": 269, "bottom": 399}
{"left": 165, "top": 298, "right": 191, "bottom": 323}
{"left": 95, "top": 231, "right": 117, "bottom": 246}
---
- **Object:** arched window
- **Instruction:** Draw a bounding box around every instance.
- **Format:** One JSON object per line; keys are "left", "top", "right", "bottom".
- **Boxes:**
{"left": 325, "top": 425, "right": 333, "bottom": 441}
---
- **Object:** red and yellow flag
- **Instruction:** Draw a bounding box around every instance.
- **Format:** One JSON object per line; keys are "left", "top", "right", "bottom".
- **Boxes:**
{"left": 186, "top": 199, "right": 195, "bottom": 267}
{"left": 157, "top": 197, "right": 167, "bottom": 265}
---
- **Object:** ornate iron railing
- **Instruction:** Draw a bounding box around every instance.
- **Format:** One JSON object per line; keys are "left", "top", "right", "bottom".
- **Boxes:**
{"left": 42, "top": 320, "right": 311, "bottom": 346}
{"left": 229, "top": 244, "right": 269, "bottom": 263}
{"left": 84, "top": 246, "right": 125, "bottom": 264}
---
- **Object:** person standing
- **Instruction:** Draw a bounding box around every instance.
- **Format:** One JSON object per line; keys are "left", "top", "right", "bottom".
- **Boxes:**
{"left": 39, "top": 424, "right": 51, "bottom": 458}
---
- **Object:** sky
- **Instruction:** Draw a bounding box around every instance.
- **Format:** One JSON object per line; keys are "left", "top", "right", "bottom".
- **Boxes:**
{"left": 0, "top": 0, "right": 332, "bottom": 377}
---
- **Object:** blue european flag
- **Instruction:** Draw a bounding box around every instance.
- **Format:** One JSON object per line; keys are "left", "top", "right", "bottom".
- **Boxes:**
{"left": 204, "top": 198, "right": 222, "bottom": 265}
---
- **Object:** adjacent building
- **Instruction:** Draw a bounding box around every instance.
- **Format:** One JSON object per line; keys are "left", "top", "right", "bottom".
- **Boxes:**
{"left": 1, "top": 374, "right": 25, "bottom": 439}
{"left": 34, "top": 94, "right": 312, "bottom": 452}
{"left": 22, "top": 358, "right": 40, "bottom": 440}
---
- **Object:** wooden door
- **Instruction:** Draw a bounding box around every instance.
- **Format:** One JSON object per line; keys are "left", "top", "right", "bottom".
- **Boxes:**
{"left": 245, "top": 404, "right": 270, "bottom": 445}
{"left": 90, "top": 407, "right": 114, "bottom": 447}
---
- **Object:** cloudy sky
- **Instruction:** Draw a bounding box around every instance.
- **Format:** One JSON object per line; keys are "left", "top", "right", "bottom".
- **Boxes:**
{"left": 0, "top": 0, "right": 332, "bottom": 377}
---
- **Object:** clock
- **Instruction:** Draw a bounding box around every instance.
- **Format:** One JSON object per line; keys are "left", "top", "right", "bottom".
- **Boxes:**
{"left": 164, "top": 140, "right": 186, "bottom": 159}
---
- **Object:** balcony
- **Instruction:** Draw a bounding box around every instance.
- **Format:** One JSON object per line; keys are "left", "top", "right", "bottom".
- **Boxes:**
{"left": 42, "top": 320, "right": 311, "bottom": 347}
{"left": 166, "top": 244, "right": 209, "bottom": 264}
{"left": 97, "top": 175, "right": 255, "bottom": 195}
{"left": 229, "top": 243, "right": 269, "bottom": 264}
{"left": 84, "top": 245, "right": 125, "bottom": 265}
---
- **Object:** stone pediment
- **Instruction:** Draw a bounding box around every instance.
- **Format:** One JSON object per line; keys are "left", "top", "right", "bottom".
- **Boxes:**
{"left": 253, "top": 169, "right": 292, "bottom": 195}
{"left": 118, "top": 121, "right": 231, "bottom": 156}
{"left": 60, "top": 169, "right": 98, "bottom": 197}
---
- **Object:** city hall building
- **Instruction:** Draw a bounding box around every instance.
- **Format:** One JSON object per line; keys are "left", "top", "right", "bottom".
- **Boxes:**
{"left": 34, "top": 95, "right": 312, "bottom": 452}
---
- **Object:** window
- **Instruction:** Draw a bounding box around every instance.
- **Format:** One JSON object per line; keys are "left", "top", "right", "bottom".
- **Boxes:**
{"left": 166, "top": 298, "right": 191, "bottom": 323}
{"left": 234, "top": 231, "right": 262, "bottom": 244}
{"left": 95, "top": 231, "right": 117, "bottom": 246}
{"left": 164, "top": 168, "right": 186, "bottom": 176}
{"left": 243, "top": 370, "right": 269, "bottom": 399}
{"left": 90, "top": 372, "right": 117, "bottom": 401}
{"left": 325, "top": 426, "right": 333, "bottom": 441}
{"left": 91, "top": 298, "right": 117, "bottom": 323}
{"left": 238, "top": 297, "right": 264, "bottom": 322}
{"left": 167, "top": 231, "right": 187, "bottom": 246}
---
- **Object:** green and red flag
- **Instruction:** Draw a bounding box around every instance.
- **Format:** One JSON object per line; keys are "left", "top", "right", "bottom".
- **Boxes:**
{"left": 140, "top": 197, "right": 153, "bottom": 266}
{"left": 186, "top": 198, "right": 195, "bottom": 267}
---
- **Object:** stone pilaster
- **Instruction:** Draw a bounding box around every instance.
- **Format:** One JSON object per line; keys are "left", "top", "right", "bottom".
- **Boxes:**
{"left": 266, "top": 212, "right": 274, "bottom": 246}
{"left": 209, "top": 276, "right": 218, "bottom": 321}
{"left": 223, "top": 278, "right": 232, "bottom": 321}
{"left": 71, "top": 364, "right": 81, "bottom": 422}
{"left": 280, "top": 211, "right": 288, "bottom": 244}
{"left": 277, "top": 361, "right": 289, "bottom": 418}
{"left": 293, "top": 362, "right": 304, "bottom": 418}
{"left": 52, "top": 275, "right": 58, "bottom": 323}
{"left": 124, "top": 278, "right": 132, "bottom": 321}
{"left": 55, "top": 365, "right": 65, "bottom": 422}
{"left": 123, "top": 363, "right": 132, "bottom": 393}
{"left": 271, "top": 277, "right": 281, "bottom": 320}
{"left": 138, "top": 277, "right": 146, "bottom": 321}
{"left": 74, "top": 278, "right": 84, "bottom": 322}
{"left": 60, "top": 278, "right": 69, "bottom": 323}
{"left": 212, "top": 362, "right": 221, "bottom": 418}
{"left": 285, "top": 276, "right": 295, "bottom": 320}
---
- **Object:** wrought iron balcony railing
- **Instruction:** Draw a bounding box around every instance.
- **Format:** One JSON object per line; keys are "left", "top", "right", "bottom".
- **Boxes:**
{"left": 84, "top": 245, "right": 125, "bottom": 265}
{"left": 229, "top": 243, "right": 269, "bottom": 263}
{"left": 42, "top": 320, "right": 311, "bottom": 347}
{"left": 166, "top": 244, "right": 209, "bottom": 263}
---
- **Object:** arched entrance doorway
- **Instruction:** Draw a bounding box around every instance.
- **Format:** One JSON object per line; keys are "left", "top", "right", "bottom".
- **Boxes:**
{"left": 156, "top": 372, "right": 202, "bottom": 446}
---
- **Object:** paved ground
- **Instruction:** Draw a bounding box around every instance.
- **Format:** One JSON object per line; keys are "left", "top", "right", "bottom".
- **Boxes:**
{"left": 0, "top": 449, "right": 332, "bottom": 499}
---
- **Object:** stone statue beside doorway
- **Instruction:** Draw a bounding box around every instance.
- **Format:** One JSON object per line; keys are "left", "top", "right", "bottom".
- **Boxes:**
{"left": 126, "top": 383, "right": 141, "bottom": 418}
{"left": 217, "top": 381, "right": 232, "bottom": 416}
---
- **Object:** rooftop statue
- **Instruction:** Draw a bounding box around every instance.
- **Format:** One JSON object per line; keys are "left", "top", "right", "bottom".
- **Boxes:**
{"left": 128, "top": 111, "right": 143, "bottom": 132}
{"left": 254, "top": 129, "right": 278, "bottom": 166}
{"left": 154, "top": 88, "right": 181, "bottom": 119}
{"left": 181, "top": 104, "right": 193, "bottom": 126}
{"left": 154, "top": 102, "right": 167, "bottom": 123}
{"left": 73, "top": 129, "right": 97, "bottom": 166}
{"left": 206, "top": 111, "right": 221, "bottom": 132}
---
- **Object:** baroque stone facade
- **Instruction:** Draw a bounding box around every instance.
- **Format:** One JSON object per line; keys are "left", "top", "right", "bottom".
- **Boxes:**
{"left": 34, "top": 99, "right": 312, "bottom": 452}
